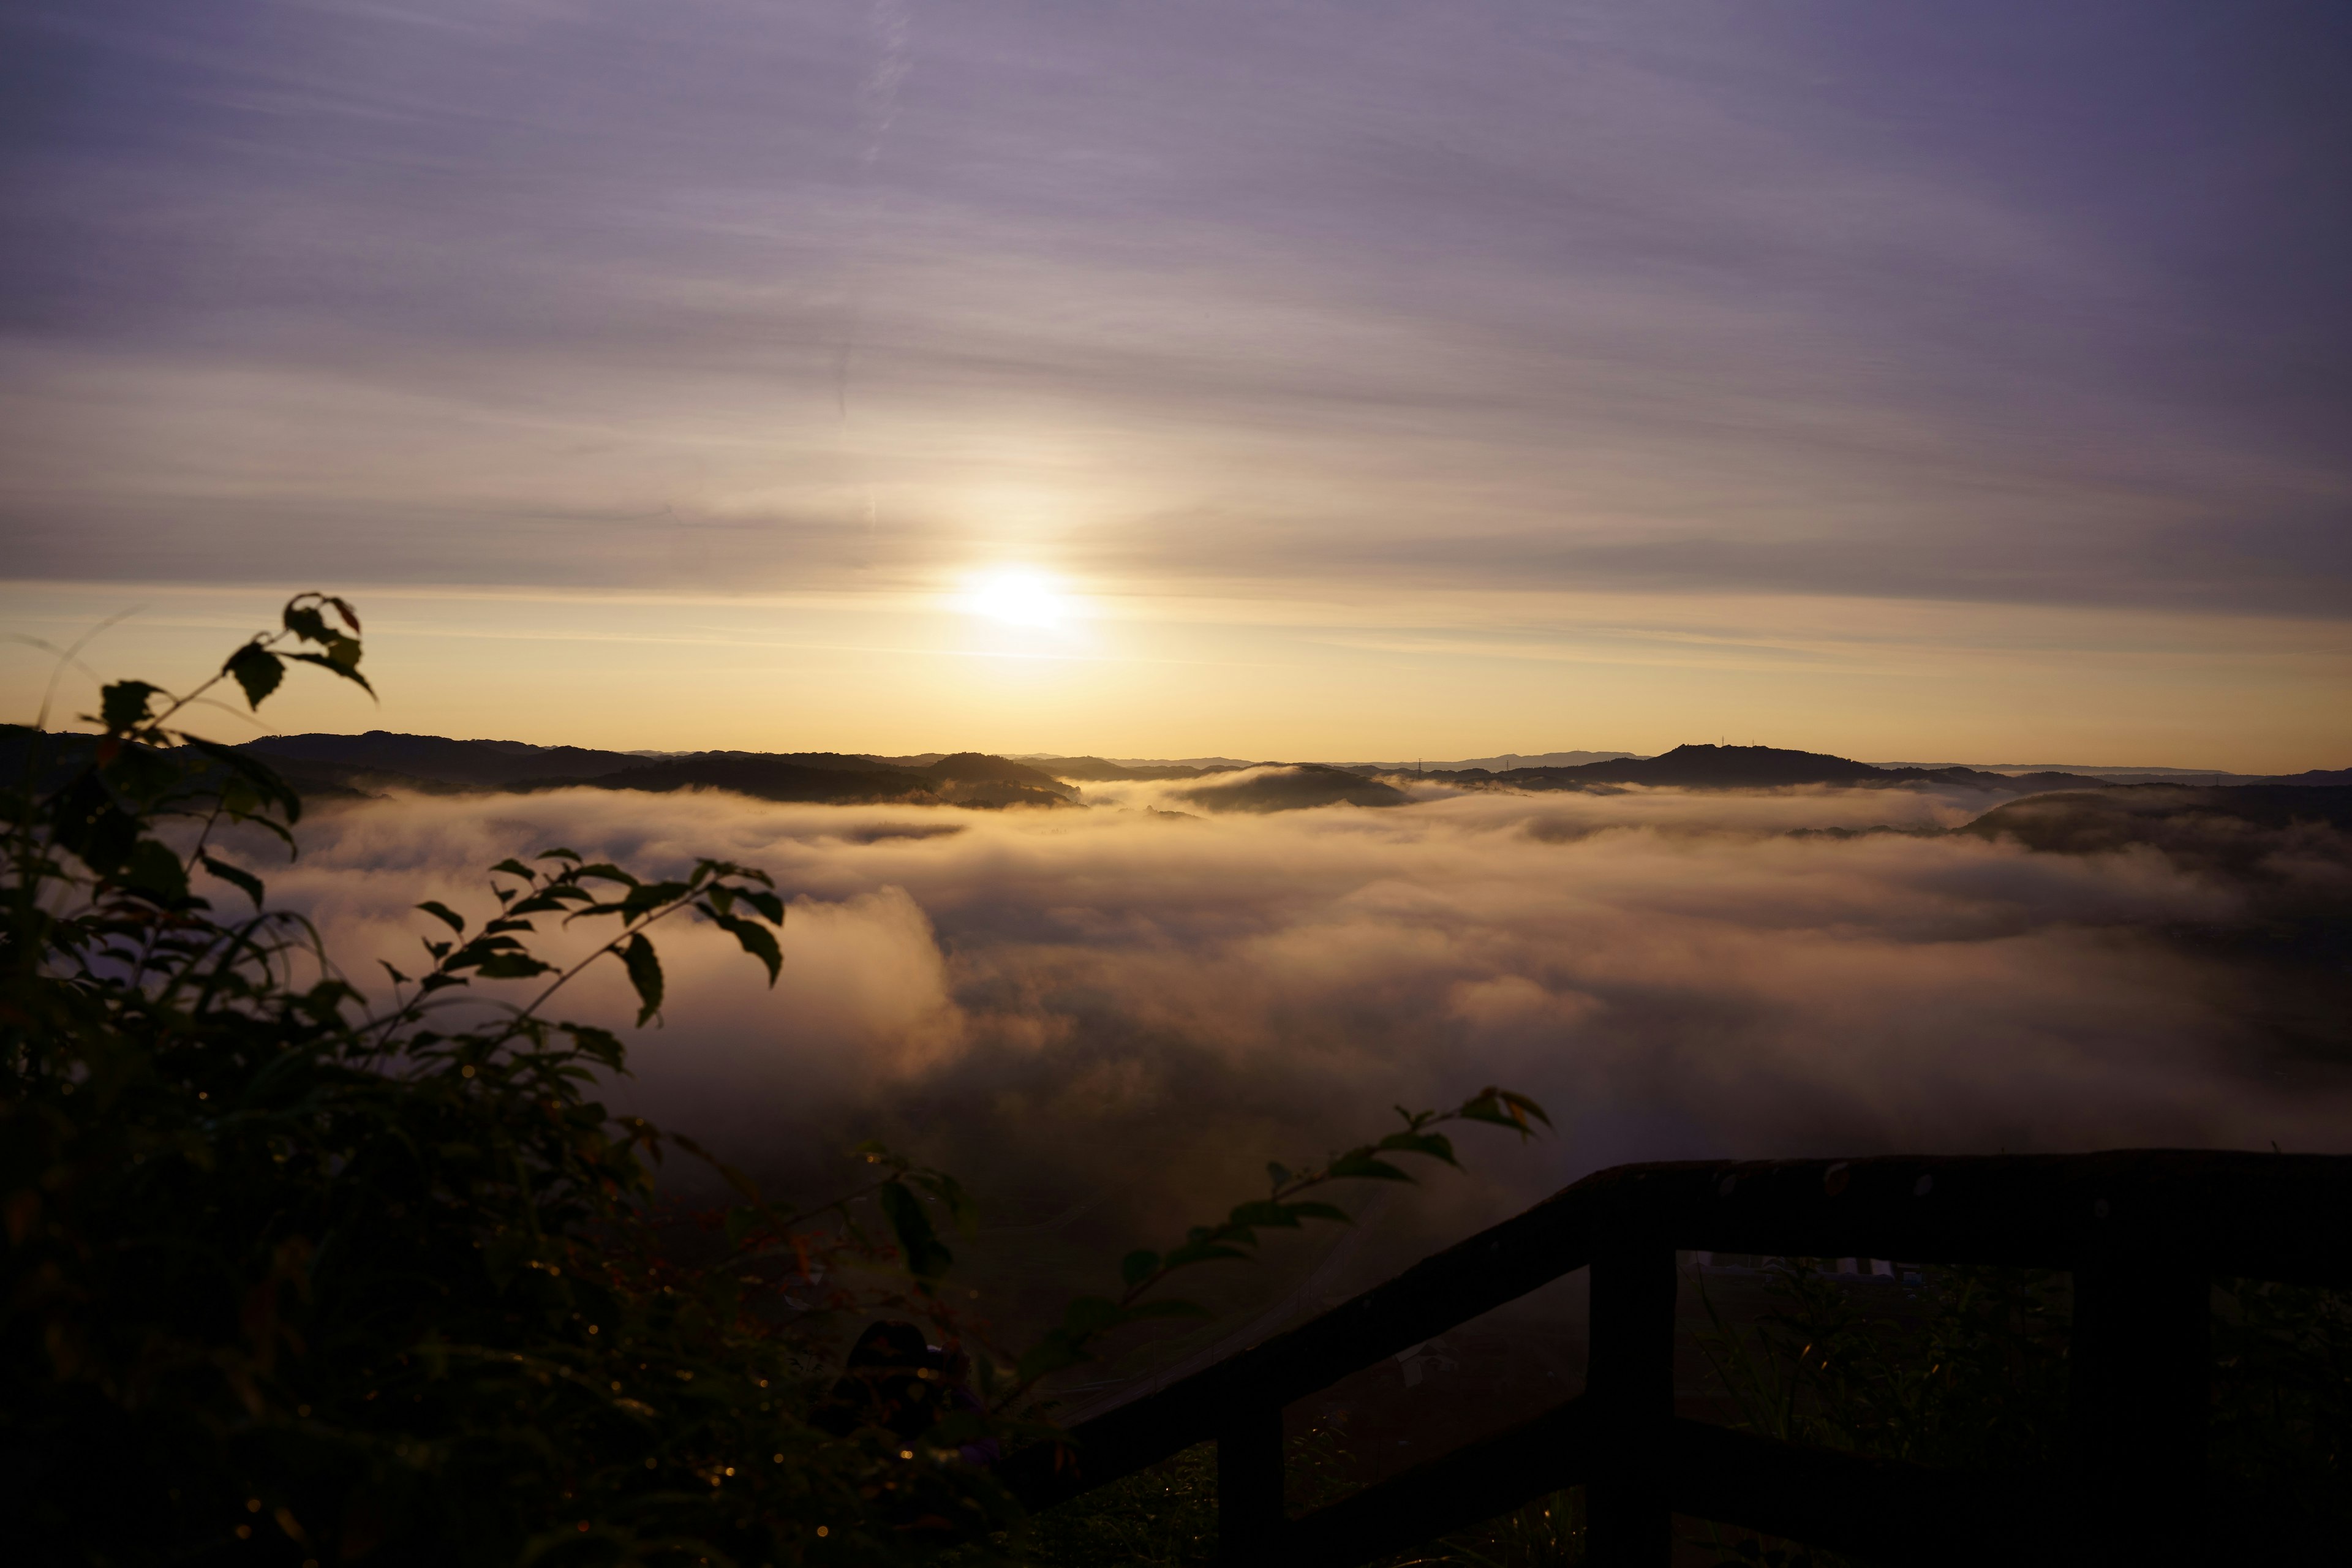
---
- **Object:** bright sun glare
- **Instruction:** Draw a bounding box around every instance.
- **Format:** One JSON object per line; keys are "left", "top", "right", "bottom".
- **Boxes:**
{"left": 964, "top": 568, "right": 1068, "bottom": 628}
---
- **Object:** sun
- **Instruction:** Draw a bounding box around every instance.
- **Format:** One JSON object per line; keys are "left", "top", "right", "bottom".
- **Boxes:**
{"left": 963, "top": 568, "right": 1068, "bottom": 628}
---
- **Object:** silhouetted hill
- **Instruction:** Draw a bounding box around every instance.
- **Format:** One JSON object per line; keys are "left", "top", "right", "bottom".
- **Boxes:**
{"left": 241, "top": 731, "right": 647, "bottom": 786}
{"left": 1959, "top": 787, "right": 2352, "bottom": 1060}
{"left": 236, "top": 733, "right": 1074, "bottom": 808}
{"left": 522, "top": 753, "right": 1072, "bottom": 809}
{"left": 1025, "top": 756, "right": 1227, "bottom": 782}
{"left": 517, "top": 755, "right": 937, "bottom": 805}
{"left": 1417, "top": 743, "right": 2111, "bottom": 794}
{"left": 1962, "top": 785, "right": 2352, "bottom": 869}
{"left": 1343, "top": 750, "right": 1638, "bottom": 775}
{"left": 920, "top": 752, "right": 1071, "bottom": 791}
{"left": 1172, "top": 764, "right": 1409, "bottom": 813}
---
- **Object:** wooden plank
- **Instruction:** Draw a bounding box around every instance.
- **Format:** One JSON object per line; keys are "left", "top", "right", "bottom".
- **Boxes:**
{"left": 1272, "top": 1396, "right": 1600, "bottom": 1568}
{"left": 1586, "top": 1245, "right": 1676, "bottom": 1567}
{"left": 2069, "top": 1253, "right": 2211, "bottom": 1566}
{"left": 1008, "top": 1152, "right": 2351, "bottom": 1518}
{"left": 1215, "top": 1402, "right": 1285, "bottom": 1564}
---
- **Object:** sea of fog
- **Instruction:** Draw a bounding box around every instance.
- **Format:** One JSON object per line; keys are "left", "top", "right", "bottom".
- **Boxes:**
{"left": 231, "top": 778, "right": 2349, "bottom": 1251}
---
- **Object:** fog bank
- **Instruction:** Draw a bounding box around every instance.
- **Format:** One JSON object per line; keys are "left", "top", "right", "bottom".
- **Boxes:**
{"left": 222, "top": 782, "right": 2349, "bottom": 1267}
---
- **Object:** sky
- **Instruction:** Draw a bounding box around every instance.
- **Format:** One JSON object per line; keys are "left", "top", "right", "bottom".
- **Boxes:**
{"left": 2, "top": 0, "right": 2348, "bottom": 766}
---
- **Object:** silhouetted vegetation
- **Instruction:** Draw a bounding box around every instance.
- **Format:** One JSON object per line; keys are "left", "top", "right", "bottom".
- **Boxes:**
{"left": 0, "top": 595, "right": 1547, "bottom": 1565}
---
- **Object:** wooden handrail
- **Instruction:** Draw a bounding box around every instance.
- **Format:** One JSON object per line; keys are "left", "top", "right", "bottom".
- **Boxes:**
{"left": 1003, "top": 1150, "right": 2352, "bottom": 1567}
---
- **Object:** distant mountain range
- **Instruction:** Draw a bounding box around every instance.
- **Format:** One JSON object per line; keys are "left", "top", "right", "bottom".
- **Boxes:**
{"left": 233, "top": 733, "right": 2346, "bottom": 812}
{"left": 1381, "top": 743, "right": 2348, "bottom": 794}
{"left": 1385, "top": 743, "right": 2115, "bottom": 793}
{"left": 238, "top": 733, "right": 1077, "bottom": 809}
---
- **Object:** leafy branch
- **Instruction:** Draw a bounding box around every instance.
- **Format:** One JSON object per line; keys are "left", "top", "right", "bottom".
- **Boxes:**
{"left": 992, "top": 1088, "right": 1550, "bottom": 1406}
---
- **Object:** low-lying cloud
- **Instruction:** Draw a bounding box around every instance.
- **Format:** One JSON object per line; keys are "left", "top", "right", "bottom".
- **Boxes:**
{"left": 231, "top": 781, "right": 2351, "bottom": 1273}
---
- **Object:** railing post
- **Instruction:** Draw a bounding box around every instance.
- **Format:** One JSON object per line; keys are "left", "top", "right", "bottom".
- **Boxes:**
{"left": 1216, "top": 1400, "right": 1284, "bottom": 1566}
{"left": 1586, "top": 1244, "right": 1676, "bottom": 1567}
{"left": 2069, "top": 1251, "right": 2209, "bottom": 1566}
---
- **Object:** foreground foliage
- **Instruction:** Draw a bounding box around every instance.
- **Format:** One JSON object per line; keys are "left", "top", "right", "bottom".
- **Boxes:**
{"left": 0, "top": 597, "right": 1548, "bottom": 1566}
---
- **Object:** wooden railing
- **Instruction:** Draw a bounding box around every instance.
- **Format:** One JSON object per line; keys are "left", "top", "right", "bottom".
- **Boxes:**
{"left": 1001, "top": 1151, "right": 2352, "bottom": 1567}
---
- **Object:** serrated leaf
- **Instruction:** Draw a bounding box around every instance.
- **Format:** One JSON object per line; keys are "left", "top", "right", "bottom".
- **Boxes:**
{"left": 222, "top": 644, "right": 284, "bottom": 708}
{"left": 911, "top": 1170, "right": 977, "bottom": 1233}
{"left": 1061, "top": 1295, "right": 1127, "bottom": 1335}
{"left": 1378, "top": 1130, "right": 1459, "bottom": 1165}
{"left": 879, "top": 1180, "right": 952, "bottom": 1281}
{"left": 1162, "top": 1241, "right": 1252, "bottom": 1269}
{"left": 472, "top": 952, "right": 554, "bottom": 979}
{"left": 118, "top": 837, "right": 189, "bottom": 905}
{"left": 1125, "top": 1298, "right": 1213, "bottom": 1321}
{"left": 1016, "top": 1335, "right": 1089, "bottom": 1384}
{"left": 709, "top": 911, "right": 782, "bottom": 984}
{"left": 620, "top": 933, "right": 663, "bottom": 1027}
{"left": 284, "top": 650, "right": 374, "bottom": 695}
{"left": 1327, "top": 1154, "right": 1416, "bottom": 1183}
{"left": 416, "top": 900, "right": 466, "bottom": 934}
{"left": 178, "top": 737, "right": 303, "bottom": 824}
{"left": 99, "top": 680, "right": 162, "bottom": 733}
{"left": 198, "top": 851, "right": 264, "bottom": 908}
{"left": 490, "top": 858, "right": 535, "bottom": 880}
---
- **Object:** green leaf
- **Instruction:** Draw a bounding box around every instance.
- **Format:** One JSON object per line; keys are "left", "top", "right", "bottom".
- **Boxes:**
{"left": 1016, "top": 1333, "right": 1089, "bottom": 1384}
{"left": 1458, "top": 1087, "right": 1552, "bottom": 1135}
{"left": 1120, "top": 1249, "right": 1161, "bottom": 1287}
{"left": 1161, "top": 1240, "right": 1252, "bottom": 1269}
{"left": 1061, "top": 1295, "right": 1127, "bottom": 1335}
{"left": 878, "top": 1180, "right": 952, "bottom": 1281}
{"left": 48, "top": 775, "right": 140, "bottom": 873}
{"left": 222, "top": 644, "right": 284, "bottom": 709}
{"left": 910, "top": 1170, "right": 977, "bottom": 1233}
{"left": 198, "top": 851, "right": 264, "bottom": 908}
{"left": 99, "top": 680, "right": 163, "bottom": 733}
{"left": 620, "top": 933, "right": 664, "bottom": 1027}
{"left": 284, "top": 649, "right": 375, "bottom": 695}
{"left": 1227, "top": 1200, "right": 1305, "bottom": 1230}
{"left": 708, "top": 911, "right": 782, "bottom": 984}
{"left": 283, "top": 603, "right": 331, "bottom": 643}
{"left": 1378, "top": 1130, "right": 1459, "bottom": 1166}
{"left": 490, "top": 858, "right": 535, "bottom": 880}
{"left": 1327, "top": 1153, "right": 1416, "bottom": 1183}
{"left": 416, "top": 900, "right": 466, "bottom": 935}
{"left": 118, "top": 838, "right": 190, "bottom": 905}
{"left": 472, "top": 952, "right": 554, "bottom": 979}
{"left": 178, "top": 737, "right": 303, "bottom": 825}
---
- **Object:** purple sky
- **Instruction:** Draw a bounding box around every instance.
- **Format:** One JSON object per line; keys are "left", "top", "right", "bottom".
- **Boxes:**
{"left": 2, "top": 1, "right": 2347, "bottom": 761}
